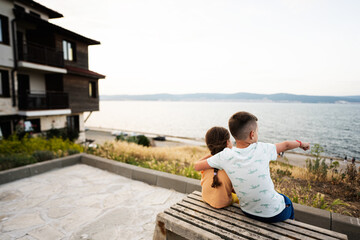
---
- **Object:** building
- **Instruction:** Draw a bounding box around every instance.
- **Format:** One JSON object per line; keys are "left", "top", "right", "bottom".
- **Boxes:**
{"left": 0, "top": 0, "right": 105, "bottom": 142}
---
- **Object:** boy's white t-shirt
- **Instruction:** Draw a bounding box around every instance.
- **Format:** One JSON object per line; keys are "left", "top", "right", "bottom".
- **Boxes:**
{"left": 207, "top": 142, "right": 285, "bottom": 218}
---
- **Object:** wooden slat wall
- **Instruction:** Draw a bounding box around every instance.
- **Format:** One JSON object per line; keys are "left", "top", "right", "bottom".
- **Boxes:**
{"left": 63, "top": 75, "right": 99, "bottom": 113}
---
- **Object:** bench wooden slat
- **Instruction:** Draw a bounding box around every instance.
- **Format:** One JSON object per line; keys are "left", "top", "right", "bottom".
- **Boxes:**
{"left": 177, "top": 200, "right": 292, "bottom": 240}
{"left": 188, "top": 192, "right": 346, "bottom": 240}
{"left": 183, "top": 195, "right": 316, "bottom": 240}
{"left": 278, "top": 219, "right": 347, "bottom": 240}
{"left": 171, "top": 203, "right": 274, "bottom": 240}
{"left": 155, "top": 212, "right": 223, "bottom": 240}
{"left": 165, "top": 208, "right": 248, "bottom": 240}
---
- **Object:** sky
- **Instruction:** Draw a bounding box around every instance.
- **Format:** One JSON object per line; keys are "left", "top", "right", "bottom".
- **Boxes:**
{"left": 36, "top": 0, "right": 360, "bottom": 96}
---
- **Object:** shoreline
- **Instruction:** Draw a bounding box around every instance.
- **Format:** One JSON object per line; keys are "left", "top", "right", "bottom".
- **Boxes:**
{"left": 84, "top": 128, "right": 359, "bottom": 170}
{"left": 85, "top": 126, "right": 205, "bottom": 146}
{"left": 85, "top": 127, "right": 342, "bottom": 158}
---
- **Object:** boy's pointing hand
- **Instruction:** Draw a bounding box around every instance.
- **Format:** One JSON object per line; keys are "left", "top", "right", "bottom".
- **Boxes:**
{"left": 300, "top": 142, "right": 310, "bottom": 151}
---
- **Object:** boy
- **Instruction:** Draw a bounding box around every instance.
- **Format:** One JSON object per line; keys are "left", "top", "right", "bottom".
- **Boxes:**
{"left": 195, "top": 111, "right": 310, "bottom": 223}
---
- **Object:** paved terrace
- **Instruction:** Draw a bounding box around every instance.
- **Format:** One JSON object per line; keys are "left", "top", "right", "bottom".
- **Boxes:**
{"left": 0, "top": 164, "right": 185, "bottom": 240}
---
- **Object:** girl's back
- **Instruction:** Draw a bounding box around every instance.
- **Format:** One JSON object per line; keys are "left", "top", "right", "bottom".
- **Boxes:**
{"left": 201, "top": 169, "right": 233, "bottom": 208}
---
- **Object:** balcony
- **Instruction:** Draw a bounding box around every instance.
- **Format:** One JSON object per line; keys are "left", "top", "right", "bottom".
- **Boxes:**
{"left": 18, "top": 41, "right": 64, "bottom": 68}
{"left": 18, "top": 91, "right": 69, "bottom": 111}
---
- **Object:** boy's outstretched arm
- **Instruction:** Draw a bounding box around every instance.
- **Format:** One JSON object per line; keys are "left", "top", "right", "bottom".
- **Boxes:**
{"left": 276, "top": 140, "right": 310, "bottom": 154}
{"left": 194, "top": 154, "right": 212, "bottom": 171}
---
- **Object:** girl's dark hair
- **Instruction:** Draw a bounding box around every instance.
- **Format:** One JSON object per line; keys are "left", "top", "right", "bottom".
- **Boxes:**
{"left": 205, "top": 127, "right": 230, "bottom": 188}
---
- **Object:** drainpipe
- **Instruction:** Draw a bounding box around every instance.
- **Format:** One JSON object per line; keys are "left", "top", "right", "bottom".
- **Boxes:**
{"left": 11, "top": 18, "right": 17, "bottom": 107}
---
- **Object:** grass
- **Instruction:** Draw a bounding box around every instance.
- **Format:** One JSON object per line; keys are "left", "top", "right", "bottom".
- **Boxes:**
{"left": 87, "top": 141, "right": 360, "bottom": 217}
{"left": 87, "top": 141, "right": 208, "bottom": 179}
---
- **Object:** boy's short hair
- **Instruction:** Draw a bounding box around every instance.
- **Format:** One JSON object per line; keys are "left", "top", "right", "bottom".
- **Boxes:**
{"left": 228, "top": 111, "right": 258, "bottom": 140}
{"left": 205, "top": 127, "right": 230, "bottom": 155}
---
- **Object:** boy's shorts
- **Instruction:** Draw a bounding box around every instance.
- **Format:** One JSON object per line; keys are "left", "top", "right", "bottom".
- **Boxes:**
{"left": 242, "top": 194, "right": 294, "bottom": 223}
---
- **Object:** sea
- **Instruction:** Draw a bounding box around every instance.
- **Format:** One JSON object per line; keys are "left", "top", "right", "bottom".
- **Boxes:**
{"left": 85, "top": 101, "right": 360, "bottom": 159}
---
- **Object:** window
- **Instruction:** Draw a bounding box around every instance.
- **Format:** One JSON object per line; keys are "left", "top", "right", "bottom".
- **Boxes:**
{"left": 89, "top": 81, "right": 96, "bottom": 98}
{"left": 0, "top": 70, "right": 10, "bottom": 97}
{"left": 0, "top": 15, "right": 10, "bottom": 45}
{"left": 25, "top": 119, "right": 40, "bottom": 133}
{"left": 0, "top": 121, "right": 12, "bottom": 139}
{"left": 67, "top": 115, "right": 79, "bottom": 132}
{"left": 62, "top": 40, "right": 76, "bottom": 61}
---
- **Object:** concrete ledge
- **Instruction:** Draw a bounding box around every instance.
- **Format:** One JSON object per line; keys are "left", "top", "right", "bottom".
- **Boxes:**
{"left": 156, "top": 171, "right": 187, "bottom": 193}
{"left": 293, "top": 202, "right": 331, "bottom": 229}
{"left": 28, "top": 159, "right": 62, "bottom": 176}
{"left": 80, "top": 154, "right": 200, "bottom": 194}
{"left": 0, "top": 154, "right": 81, "bottom": 185}
{"left": 132, "top": 167, "right": 158, "bottom": 186}
{"left": 80, "top": 154, "right": 139, "bottom": 179}
{"left": 332, "top": 213, "right": 360, "bottom": 240}
{"left": 0, "top": 167, "right": 31, "bottom": 184}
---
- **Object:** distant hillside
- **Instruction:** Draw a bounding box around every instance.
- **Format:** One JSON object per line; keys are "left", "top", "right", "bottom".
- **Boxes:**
{"left": 100, "top": 93, "right": 360, "bottom": 103}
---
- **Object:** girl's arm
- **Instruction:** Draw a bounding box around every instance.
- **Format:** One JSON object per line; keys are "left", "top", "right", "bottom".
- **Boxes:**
{"left": 276, "top": 140, "right": 310, "bottom": 154}
{"left": 194, "top": 155, "right": 212, "bottom": 171}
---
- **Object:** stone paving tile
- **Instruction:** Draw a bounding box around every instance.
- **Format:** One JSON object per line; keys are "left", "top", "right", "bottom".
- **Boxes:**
{"left": 0, "top": 164, "right": 186, "bottom": 240}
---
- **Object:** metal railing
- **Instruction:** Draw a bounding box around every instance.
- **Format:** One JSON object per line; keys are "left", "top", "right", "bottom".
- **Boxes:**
{"left": 18, "top": 91, "right": 69, "bottom": 110}
{"left": 18, "top": 41, "right": 64, "bottom": 68}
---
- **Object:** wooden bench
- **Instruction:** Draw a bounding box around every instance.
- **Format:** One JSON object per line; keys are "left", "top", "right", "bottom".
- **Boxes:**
{"left": 153, "top": 191, "right": 348, "bottom": 240}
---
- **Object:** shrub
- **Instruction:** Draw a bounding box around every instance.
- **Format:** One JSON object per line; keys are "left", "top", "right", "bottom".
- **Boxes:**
{"left": 45, "top": 128, "right": 79, "bottom": 141}
{"left": 32, "top": 150, "right": 55, "bottom": 162}
{"left": 344, "top": 164, "right": 360, "bottom": 185}
{"left": 0, "top": 135, "right": 83, "bottom": 170}
{"left": 137, "top": 135, "right": 150, "bottom": 147}
{"left": 68, "top": 149, "right": 80, "bottom": 155}
{"left": 306, "top": 144, "right": 328, "bottom": 181}
{"left": 115, "top": 134, "right": 151, "bottom": 147}
{"left": 0, "top": 154, "right": 36, "bottom": 170}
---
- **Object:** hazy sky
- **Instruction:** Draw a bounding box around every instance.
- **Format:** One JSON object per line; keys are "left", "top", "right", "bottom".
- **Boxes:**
{"left": 37, "top": 0, "right": 360, "bottom": 96}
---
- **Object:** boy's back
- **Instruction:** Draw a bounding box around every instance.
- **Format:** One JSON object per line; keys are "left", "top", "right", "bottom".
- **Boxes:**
{"left": 207, "top": 142, "right": 285, "bottom": 217}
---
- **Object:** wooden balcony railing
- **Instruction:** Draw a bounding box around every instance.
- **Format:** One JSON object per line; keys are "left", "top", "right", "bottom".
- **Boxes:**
{"left": 18, "top": 41, "right": 64, "bottom": 68}
{"left": 18, "top": 91, "right": 69, "bottom": 111}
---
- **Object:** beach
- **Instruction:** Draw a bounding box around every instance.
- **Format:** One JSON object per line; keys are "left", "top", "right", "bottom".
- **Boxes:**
{"left": 85, "top": 128, "right": 359, "bottom": 171}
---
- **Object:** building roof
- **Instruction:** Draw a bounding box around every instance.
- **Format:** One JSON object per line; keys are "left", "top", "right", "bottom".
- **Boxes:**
{"left": 15, "top": 0, "right": 63, "bottom": 19}
{"left": 66, "top": 66, "right": 106, "bottom": 79}
{"left": 14, "top": 9, "right": 101, "bottom": 45}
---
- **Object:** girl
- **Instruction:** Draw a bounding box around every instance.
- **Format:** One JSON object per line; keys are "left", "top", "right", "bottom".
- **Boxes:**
{"left": 201, "top": 126, "right": 239, "bottom": 208}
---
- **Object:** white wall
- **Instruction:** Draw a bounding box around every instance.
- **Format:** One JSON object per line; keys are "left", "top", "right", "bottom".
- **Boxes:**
{"left": 78, "top": 113, "right": 85, "bottom": 143}
{"left": 29, "top": 72, "right": 45, "bottom": 93}
{"left": 18, "top": 70, "right": 46, "bottom": 93}
{"left": 0, "top": 66, "right": 16, "bottom": 114}
{"left": 40, "top": 115, "right": 67, "bottom": 131}
{"left": 0, "top": 0, "right": 15, "bottom": 68}
{"left": 79, "top": 113, "right": 85, "bottom": 131}
{"left": 0, "top": 98, "right": 16, "bottom": 115}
